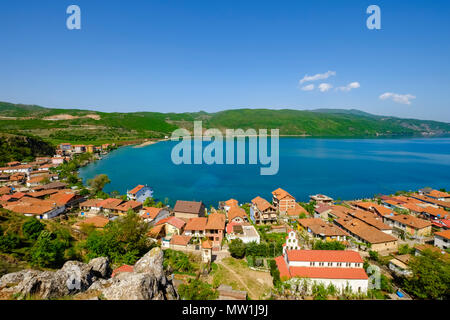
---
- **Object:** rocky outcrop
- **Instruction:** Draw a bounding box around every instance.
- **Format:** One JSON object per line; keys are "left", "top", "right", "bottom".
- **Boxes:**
{"left": 0, "top": 248, "right": 178, "bottom": 300}
{"left": 87, "top": 247, "right": 178, "bottom": 300}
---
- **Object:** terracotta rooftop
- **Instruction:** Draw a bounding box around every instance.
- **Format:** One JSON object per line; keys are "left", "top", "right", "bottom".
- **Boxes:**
{"left": 227, "top": 205, "right": 247, "bottom": 221}
{"left": 128, "top": 185, "right": 145, "bottom": 195}
{"left": 435, "top": 229, "right": 450, "bottom": 240}
{"left": 205, "top": 213, "right": 226, "bottom": 230}
{"left": 272, "top": 188, "right": 295, "bottom": 200}
{"left": 286, "top": 250, "right": 364, "bottom": 263}
{"left": 387, "top": 214, "right": 432, "bottom": 229}
{"left": 155, "top": 216, "right": 186, "bottom": 230}
{"left": 141, "top": 207, "right": 163, "bottom": 219}
{"left": 184, "top": 217, "right": 208, "bottom": 231}
{"left": 251, "top": 196, "right": 274, "bottom": 212}
{"left": 174, "top": 200, "right": 204, "bottom": 214}
{"left": 170, "top": 234, "right": 192, "bottom": 246}
{"left": 286, "top": 203, "right": 308, "bottom": 216}
{"left": 336, "top": 217, "right": 397, "bottom": 244}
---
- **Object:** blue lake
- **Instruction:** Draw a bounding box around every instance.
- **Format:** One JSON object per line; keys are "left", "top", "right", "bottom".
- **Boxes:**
{"left": 79, "top": 138, "right": 450, "bottom": 207}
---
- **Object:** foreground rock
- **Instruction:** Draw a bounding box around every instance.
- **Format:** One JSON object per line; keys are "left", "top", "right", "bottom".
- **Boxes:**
{"left": 0, "top": 248, "right": 178, "bottom": 300}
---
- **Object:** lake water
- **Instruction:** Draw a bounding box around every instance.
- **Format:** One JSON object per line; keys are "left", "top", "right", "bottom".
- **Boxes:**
{"left": 79, "top": 138, "right": 450, "bottom": 207}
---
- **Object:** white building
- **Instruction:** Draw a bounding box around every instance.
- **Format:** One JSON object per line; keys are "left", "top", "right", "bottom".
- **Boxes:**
{"left": 434, "top": 230, "right": 450, "bottom": 250}
{"left": 283, "top": 229, "right": 300, "bottom": 254}
{"left": 226, "top": 222, "right": 260, "bottom": 244}
{"left": 275, "top": 249, "right": 368, "bottom": 294}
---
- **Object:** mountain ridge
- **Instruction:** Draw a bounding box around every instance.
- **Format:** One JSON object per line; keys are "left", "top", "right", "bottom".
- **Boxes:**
{"left": 1, "top": 101, "right": 449, "bottom": 145}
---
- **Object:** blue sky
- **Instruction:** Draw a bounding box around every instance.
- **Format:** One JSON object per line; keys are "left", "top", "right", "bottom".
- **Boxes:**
{"left": 0, "top": 0, "right": 449, "bottom": 121}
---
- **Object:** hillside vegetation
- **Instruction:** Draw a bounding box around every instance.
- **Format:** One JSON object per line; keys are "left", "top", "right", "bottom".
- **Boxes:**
{"left": 1, "top": 101, "right": 449, "bottom": 145}
{"left": 0, "top": 133, "right": 55, "bottom": 166}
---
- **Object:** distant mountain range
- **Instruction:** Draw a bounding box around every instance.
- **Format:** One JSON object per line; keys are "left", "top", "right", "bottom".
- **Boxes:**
{"left": 0, "top": 101, "right": 449, "bottom": 145}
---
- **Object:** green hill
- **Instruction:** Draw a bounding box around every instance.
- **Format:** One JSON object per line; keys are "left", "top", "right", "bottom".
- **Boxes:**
{"left": 0, "top": 101, "right": 449, "bottom": 145}
{"left": 0, "top": 133, "right": 55, "bottom": 166}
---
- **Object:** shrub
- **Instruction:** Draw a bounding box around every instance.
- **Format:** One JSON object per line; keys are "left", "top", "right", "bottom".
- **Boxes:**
{"left": 22, "top": 218, "right": 45, "bottom": 240}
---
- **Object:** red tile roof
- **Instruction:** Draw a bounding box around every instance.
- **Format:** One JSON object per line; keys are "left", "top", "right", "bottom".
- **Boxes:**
{"left": 272, "top": 188, "right": 295, "bottom": 200}
{"left": 155, "top": 216, "right": 186, "bottom": 230}
{"left": 435, "top": 229, "right": 450, "bottom": 240}
{"left": 112, "top": 265, "right": 133, "bottom": 277}
{"left": 128, "top": 185, "right": 145, "bottom": 195}
{"left": 286, "top": 250, "right": 364, "bottom": 263}
{"left": 184, "top": 217, "right": 208, "bottom": 231}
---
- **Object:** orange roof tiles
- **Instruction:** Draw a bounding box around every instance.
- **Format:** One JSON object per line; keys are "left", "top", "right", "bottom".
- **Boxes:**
{"left": 184, "top": 217, "right": 208, "bottom": 231}
{"left": 205, "top": 213, "right": 225, "bottom": 230}
{"left": 387, "top": 214, "right": 432, "bottom": 229}
{"left": 251, "top": 196, "right": 274, "bottom": 212}
{"left": 435, "top": 229, "right": 450, "bottom": 240}
{"left": 227, "top": 206, "right": 247, "bottom": 221}
{"left": 75, "top": 216, "right": 109, "bottom": 228}
{"left": 272, "top": 188, "right": 295, "bottom": 201}
{"left": 170, "top": 235, "right": 192, "bottom": 246}
{"left": 286, "top": 203, "right": 308, "bottom": 216}
{"left": 286, "top": 250, "right": 364, "bottom": 263}
{"left": 128, "top": 185, "right": 145, "bottom": 195}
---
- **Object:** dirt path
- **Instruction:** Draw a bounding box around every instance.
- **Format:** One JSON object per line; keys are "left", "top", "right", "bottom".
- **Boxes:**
{"left": 216, "top": 260, "right": 257, "bottom": 299}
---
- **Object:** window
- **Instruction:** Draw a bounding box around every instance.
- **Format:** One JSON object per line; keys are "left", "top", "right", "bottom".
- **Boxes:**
{"left": 328, "top": 262, "right": 332, "bottom": 267}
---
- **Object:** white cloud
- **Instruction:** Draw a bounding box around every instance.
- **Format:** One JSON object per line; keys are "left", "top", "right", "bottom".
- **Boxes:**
{"left": 301, "top": 84, "right": 315, "bottom": 91}
{"left": 379, "top": 92, "right": 416, "bottom": 105}
{"left": 318, "top": 83, "right": 333, "bottom": 92}
{"left": 299, "top": 70, "right": 336, "bottom": 84}
{"left": 337, "top": 82, "right": 360, "bottom": 92}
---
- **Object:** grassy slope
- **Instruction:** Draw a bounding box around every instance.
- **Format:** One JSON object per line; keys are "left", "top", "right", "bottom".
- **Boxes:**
{"left": 1, "top": 101, "right": 449, "bottom": 144}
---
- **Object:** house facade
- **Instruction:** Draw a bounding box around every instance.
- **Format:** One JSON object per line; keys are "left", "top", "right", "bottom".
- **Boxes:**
{"left": 275, "top": 249, "right": 368, "bottom": 294}
{"left": 272, "top": 188, "right": 296, "bottom": 214}
{"left": 127, "top": 184, "right": 154, "bottom": 202}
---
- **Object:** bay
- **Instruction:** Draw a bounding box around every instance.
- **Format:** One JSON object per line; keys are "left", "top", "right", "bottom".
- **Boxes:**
{"left": 79, "top": 137, "right": 450, "bottom": 207}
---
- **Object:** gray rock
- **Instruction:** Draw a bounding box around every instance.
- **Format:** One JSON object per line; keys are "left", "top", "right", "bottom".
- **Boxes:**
{"left": 88, "top": 257, "right": 111, "bottom": 279}
{"left": 101, "top": 272, "right": 160, "bottom": 300}
{"left": 134, "top": 247, "right": 164, "bottom": 282}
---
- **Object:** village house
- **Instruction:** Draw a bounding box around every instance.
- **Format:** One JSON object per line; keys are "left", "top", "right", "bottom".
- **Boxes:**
{"left": 227, "top": 205, "right": 248, "bottom": 223}
{"left": 285, "top": 203, "right": 309, "bottom": 220}
{"left": 184, "top": 217, "right": 208, "bottom": 238}
{"left": 127, "top": 184, "right": 153, "bottom": 202}
{"left": 173, "top": 200, "right": 206, "bottom": 219}
{"left": 314, "top": 203, "right": 332, "bottom": 220}
{"left": 3, "top": 197, "right": 66, "bottom": 219}
{"left": 139, "top": 206, "right": 170, "bottom": 225}
{"left": 205, "top": 213, "right": 226, "bottom": 249}
{"left": 420, "top": 189, "right": 450, "bottom": 202}
{"left": 346, "top": 210, "right": 393, "bottom": 234}
{"left": 220, "top": 199, "right": 239, "bottom": 213}
{"left": 226, "top": 222, "right": 260, "bottom": 244}
{"left": 51, "top": 157, "right": 65, "bottom": 165}
{"left": 383, "top": 214, "right": 432, "bottom": 238}
{"left": 152, "top": 216, "right": 186, "bottom": 244}
{"left": 275, "top": 249, "right": 368, "bottom": 294}
{"left": 272, "top": 188, "right": 296, "bottom": 214}
{"left": 410, "top": 194, "right": 450, "bottom": 210}
{"left": 0, "top": 164, "right": 32, "bottom": 176}
{"left": 434, "top": 230, "right": 450, "bottom": 250}
{"left": 250, "top": 196, "right": 277, "bottom": 224}
{"left": 33, "top": 181, "right": 68, "bottom": 192}
{"left": 73, "top": 145, "right": 87, "bottom": 154}
{"left": 388, "top": 254, "right": 412, "bottom": 277}
{"left": 310, "top": 194, "right": 334, "bottom": 205}
{"left": 334, "top": 216, "right": 398, "bottom": 253}
{"left": 418, "top": 206, "right": 449, "bottom": 220}
{"left": 114, "top": 200, "right": 143, "bottom": 215}
{"left": 297, "top": 218, "right": 348, "bottom": 242}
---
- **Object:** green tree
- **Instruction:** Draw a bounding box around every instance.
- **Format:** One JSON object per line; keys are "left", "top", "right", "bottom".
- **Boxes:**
{"left": 404, "top": 249, "right": 450, "bottom": 299}
{"left": 30, "top": 230, "right": 65, "bottom": 268}
{"left": 312, "top": 240, "right": 345, "bottom": 250}
{"left": 85, "top": 210, "right": 151, "bottom": 264}
{"left": 178, "top": 279, "right": 218, "bottom": 300}
{"left": 22, "top": 218, "right": 45, "bottom": 240}
{"left": 228, "top": 238, "right": 246, "bottom": 259}
{"left": 87, "top": 174, "right": 111, "bottom": 194}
